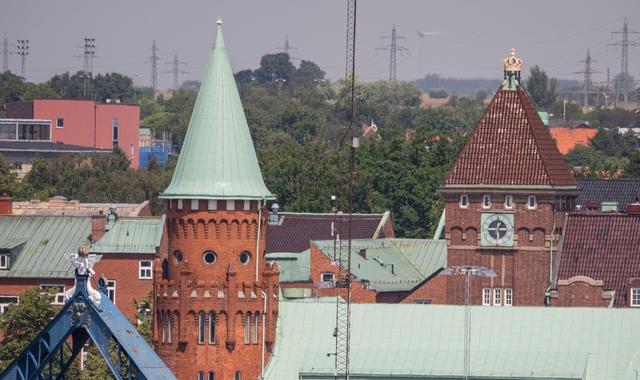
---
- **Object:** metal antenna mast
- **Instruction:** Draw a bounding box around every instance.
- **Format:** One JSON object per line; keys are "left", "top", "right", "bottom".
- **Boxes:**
{"left": 332, "top": 1, "right": 357, "bottom": 380}
{"left": 609, "top": 18, "right": 638, "bottom": 103}
{"left": 377, "top": 25, "right": 409, "bottom": 81}
{"left": 148, "top": 40, "right": 160, "bottom": 93}
{"left": 575, "top": 49, "right": 598, "bottom": 107}
{"left": 164, "top": 54, "right": 188, "bottom": 92}
{"left": 16, "top": 39, "right": 29, "bottom": 79}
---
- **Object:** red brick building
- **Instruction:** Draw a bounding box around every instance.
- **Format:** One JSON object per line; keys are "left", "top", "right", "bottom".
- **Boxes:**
{"left": 439, "top": 50, "right": 580, "bottom": 307}
{"left": 0, "top": 199, "right": 164, "bottom": 321}
{"left": 4, "top": 98, "right": 140, "bottom": 167}
{"left": 153, "top": 20, "right": 279, "bottom": 380}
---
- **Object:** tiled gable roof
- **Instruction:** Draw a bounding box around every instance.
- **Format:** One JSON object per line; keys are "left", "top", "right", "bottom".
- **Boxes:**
{"left": 577, "top": 178, "right": 640, "bottom": 211}
{"left": 557, "top": 213, "right": 640, "bottom": 307}
{"left": 446, "top": 85, "right": 575, "bottom": 186}
{"left": 265, "top": 212, "right": 390, "bottom": 254}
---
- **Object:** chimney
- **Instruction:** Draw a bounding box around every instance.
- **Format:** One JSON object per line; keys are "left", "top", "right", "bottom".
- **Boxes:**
{"left": 268, "top": 203, "right": 280, "bottom": 225}
{"left": 586, "top": 201, "right": 599, "bottom": 211}
{"left": 0, "top": 196, "right": 12, "bottom": 215}
{"left": 91, "top": 214, "right": 107, "bottom": 242}
{"left": 628, "top": 198, "right": 640, "bottom": 215}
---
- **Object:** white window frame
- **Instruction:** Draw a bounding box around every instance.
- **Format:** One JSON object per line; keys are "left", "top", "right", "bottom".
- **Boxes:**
{"left": 244, "top": 313, "right": 251, "bottom": 344}
{"left": 631, "top": 288, "right": 640, "bottom": 307}
{"left": 504, "top": 195, "right": 514, "bottom": 209}
{"left": 177, "top": 199, "right": 183, "bottom": 210}
{"left": 493, "top": 288, "right": 502, "bottom": 306}
{"left": 167, "top": 312, "right": 173, "bottom": 343}
{"left": 198, "top": 371, "right": 204, "bottom": 380}
{"left": 459, "top": 194, "right": 469, "bottom": 209}
{"left": 56, "top": 118, "right": 64, "bottom": 128}
{"left": 504, "top": 288, "right": 513, "bottom": 306}
{"left": 244, "top": 200, "right": 251, "bottom": 211}
{"left": 482, "top": 195, "right": 492, "bottom": 209}
{"left": 106, "top": 280, "right": 116, "bottom": 304}
{"left": 0, "top": 254, "right": 10, "bottom": 269}
{"left": 527, "top": 195, "right": 537, "bottom": 210}
{"left": 321, "top": 272, "right": 335, "bottom": 283}
{"left": 253, "top": 312, "right": 259, "bottom": 344}
{"left": 191, "top": 199, "right": 199, "bottom": 211}
{"left": 482, "top": 288, "right": 491, "bottom": 306}
{"left": 40, "top": 284, "right": 65, "bottom": 305}
{"left": 0, "top": 295, "right": 19, "bottom": 314}
{"left": 139, "top": 260, "right": 153, "bottom": 279}
{"left": 208, "top": 200, "right": 217, "bottom": 211}
{"left": 227, "top": 200, "right": 236, "bottom": 211}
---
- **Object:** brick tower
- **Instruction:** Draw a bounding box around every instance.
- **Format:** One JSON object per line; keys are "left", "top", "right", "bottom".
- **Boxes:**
{"left": 440, "top": 49, "right": 579, "bottom": 307}
{"left": 154, "top": 20, "right": 279, "bottom": 380}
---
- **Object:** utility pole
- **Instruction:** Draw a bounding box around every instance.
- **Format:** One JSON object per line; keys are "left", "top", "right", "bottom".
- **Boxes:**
{"left": 377, "top": 25, "right": 409, "bottom": 81}
{"left": 575, "top": 49, "right": 598, "bottom": 107}
{"left": 609, "top": 18, "right": 638, "bottom": 104}
{"left": 148, "top": 40, "right": 160, "bottom": 93}
{"left": 164, "top": 54, "right": 188, "bottom": 92}
{"left": 275, "top": 35, "right": 298, "bottom": 60}
{"left": 16, "top": 39, "right": 29, "bottom": 79}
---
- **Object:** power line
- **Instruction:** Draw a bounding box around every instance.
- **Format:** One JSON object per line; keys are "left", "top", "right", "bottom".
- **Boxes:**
{"left": 147, "top": 40, "right": 160, "bottom": 93}
{"left": 2, "top": 35, "right": 14, "bottom": 73}
{"left": 276, "top": 35, "right": 298, "bottom": 59}
{"left": 574, "top": 49, "right": 599, "bottom": 107}
{"left": 163, "top": 54, "right": 188, "bottom": 92}
{"left": 16, "top": 39, "right": 29, "bottom": 79}
{"left": 608, "top": 17, "right": 639, "bottom": 103}
{"left": 377, "top": 25, "right": 409, "bottom": 81}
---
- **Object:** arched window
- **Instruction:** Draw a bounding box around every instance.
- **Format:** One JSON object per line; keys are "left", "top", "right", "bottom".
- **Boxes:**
{"left": 208, "top": 311, "right": 216, "bottom": 344}
{"left": 234, "top": 371, "right": 241, "bottom": 380}
{"left": 160, "top": 311, "right": 166, "bottom": 343}
{"left": 198, "top": 311, "right": 205, "bottom": 344}
{"left": 161, "top": 259, "right": 168, "bottom": 280}
{"left": 253, "top": 312, "right": 259, "bottom": 344}
{"left": 167, "top": 312, "right": 173, "bottom": 343}
{"left": 244, "top": 313, "right": 251, "bottom": 344}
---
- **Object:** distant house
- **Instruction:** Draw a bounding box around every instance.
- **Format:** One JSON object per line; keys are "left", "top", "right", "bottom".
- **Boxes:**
{"left": 549, "top": 125, "right": 598, "bottom": 154}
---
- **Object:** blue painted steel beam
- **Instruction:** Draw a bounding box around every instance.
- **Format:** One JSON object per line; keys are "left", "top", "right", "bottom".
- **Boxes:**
{"left": 0, "top": 272, "right": 175, "bottom": 380}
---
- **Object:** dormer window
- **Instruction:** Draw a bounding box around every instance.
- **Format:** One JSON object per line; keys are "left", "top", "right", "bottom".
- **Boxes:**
{"left": 527, "top": 196, "right": 537, "bottom": 210}
{"left": 459, "top": 194, "right": 469, "bottom": 208}
{"left": 482, "top": 195, "right": 491, "bottom": 209}
{"left": 631, "top": 288, "right": 640, "bottom": 307}
{"left": 0, "top": 254, "right": 9, "bottom": 269}
{"left": 504, "top": 195, "right": 514, "bottom": 209}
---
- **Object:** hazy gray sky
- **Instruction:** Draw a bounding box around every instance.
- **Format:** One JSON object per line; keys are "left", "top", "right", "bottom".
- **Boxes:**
{"left": 3, "top": 0, "right": 639, "bottom": 89}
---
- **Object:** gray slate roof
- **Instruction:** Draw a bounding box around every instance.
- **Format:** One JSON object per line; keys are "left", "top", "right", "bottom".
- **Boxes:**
{"left": 577, "top": 178, "right": 640, "bottom": 211}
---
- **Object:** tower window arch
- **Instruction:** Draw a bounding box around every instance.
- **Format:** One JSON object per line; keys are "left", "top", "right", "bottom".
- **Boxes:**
{"left": 198, "top": 311, "right": 205, "bottom": 344}
{"left": 244, "top": 312, "right": 251, "bottom": 344}
{"left": 202, "top": 251, "right": 217, "bottom": 265}
{"left": 161, "top": 258, "right": 169, "bottom": 280}
{"left": 239, "top": 251, "right": 251, "bottom": 265}
{"left": 208, "top": 311, "right": 216, "bottom": 344}
{"left": 174, "top": 250, "right": 183, "bottom": 264}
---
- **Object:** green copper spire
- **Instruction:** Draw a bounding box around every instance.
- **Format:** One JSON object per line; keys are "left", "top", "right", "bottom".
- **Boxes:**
{"left": 161, "top": 19, "right": 275, "bottom": 201}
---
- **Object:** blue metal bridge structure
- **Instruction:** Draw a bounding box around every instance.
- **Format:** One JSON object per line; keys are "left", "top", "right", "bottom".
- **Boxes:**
{"left": 0, "top": 252, "right": 175, "bottom": 380}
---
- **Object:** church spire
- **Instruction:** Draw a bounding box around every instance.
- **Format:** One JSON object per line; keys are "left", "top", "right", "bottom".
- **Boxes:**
{"left": 161, "top": 20, "right": 275, "bottom": 201}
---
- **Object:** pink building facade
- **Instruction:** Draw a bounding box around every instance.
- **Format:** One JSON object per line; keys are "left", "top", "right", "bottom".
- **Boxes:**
{"left": 5, "top": 99, "right": 140, "bottom": 168}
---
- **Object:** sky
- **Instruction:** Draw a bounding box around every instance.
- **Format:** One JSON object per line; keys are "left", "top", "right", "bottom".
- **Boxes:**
{"left": 2, "top": 0, "right": 639, "bottom": 90}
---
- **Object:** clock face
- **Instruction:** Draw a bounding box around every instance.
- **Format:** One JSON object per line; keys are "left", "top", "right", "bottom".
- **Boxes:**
{"left": 480, "top": 213, "right": 514, "bottom": 247}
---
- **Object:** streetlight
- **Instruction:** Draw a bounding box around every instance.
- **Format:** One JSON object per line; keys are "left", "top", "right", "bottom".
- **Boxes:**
{"left": 440, "top": 266, "right": 496, "bottom": 380}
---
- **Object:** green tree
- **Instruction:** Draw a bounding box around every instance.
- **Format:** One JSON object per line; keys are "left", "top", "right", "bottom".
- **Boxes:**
{"left": 47, "top": 71, "right": 86, "bottom": 98}
{"left": 526, "top": 65, "right": 557, "bottom": 109}
{"left": 0, "top": 287, "right": 57, "bottom": 371}
{"left": 550, "top": 100, "right": 584, "bottom": 121}
{"left": 292, "top": 60, "right": 325, "bottom": 87}
{"left": 0, "top": 154, "right": 18, "bottom": 197}
{"left": 93, "top": 73, "right": 135, "bottom": 102}
{"left": 0, "top": 71, "right": 27, "bottom": 109}
{"left": 22, "top": 83, "right": 57, "bottom": 100}
{"left": 623, "top": 150, "right": 640, "bottom": 178}
{"left": 428, "top": 88, "right": 448, "bottom": 99}
{"left": 253, "top": 53, "right": 295, "bottom": 83}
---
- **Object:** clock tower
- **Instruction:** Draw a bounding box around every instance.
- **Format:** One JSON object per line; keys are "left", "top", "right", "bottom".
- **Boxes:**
{"left": 440, "top": 50, "right": 579, "bottom": 306}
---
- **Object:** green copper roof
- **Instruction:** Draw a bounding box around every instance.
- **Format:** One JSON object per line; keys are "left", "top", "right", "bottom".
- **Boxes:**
{"left": 161, "top": 20, "right": 274, "bottom": 200}
{"left": 264, "top": 301, "right": 640, "bottom": 379}
{"left": 91, "top": 216, "right": 165, "bottom": 255}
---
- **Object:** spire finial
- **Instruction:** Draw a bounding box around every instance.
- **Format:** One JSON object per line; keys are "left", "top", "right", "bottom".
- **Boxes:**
{"left": 217, "top": 18, "right": 223, "bottom": 26}
{"left": 503, "top": 48, "right": 523, "bottom": 72}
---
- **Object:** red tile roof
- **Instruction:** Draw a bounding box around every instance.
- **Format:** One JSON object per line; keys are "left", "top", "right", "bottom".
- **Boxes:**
{"left": 265, "top": 212, "right": 390, "bottom": 253}
{"left": 557, "top": 213, "right": 640, "bottom": 307}
{"left": 446, "top": 85, "right": 576, "bottom": 186}
{"left": 549, "top": 127, "right": 598, "bottom": 154}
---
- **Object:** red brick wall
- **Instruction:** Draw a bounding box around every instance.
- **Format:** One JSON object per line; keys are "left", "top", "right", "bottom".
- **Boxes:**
{"left": 443, "top": 193, "right": 567, "bottom": 306}
{"left": 0, "top": 277, "right": 74, "bottom": 299}
{"left": 401, "top": 274, "right": 448, "bottom": 304}
{"left": 553, "top": 277, "right": 610, "bottom": 307}
{"left": 93, "top": 253, "right": 156, "bottom": 320}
